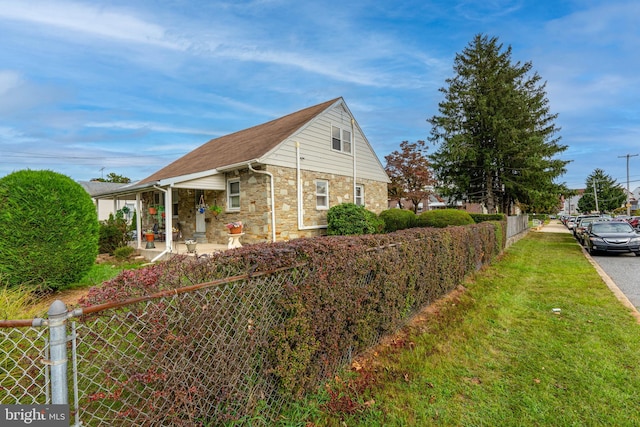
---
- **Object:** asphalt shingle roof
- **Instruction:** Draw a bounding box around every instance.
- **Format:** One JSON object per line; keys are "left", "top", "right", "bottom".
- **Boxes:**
{"left": 140, "top": 98, "right": 341, "bottom": 184}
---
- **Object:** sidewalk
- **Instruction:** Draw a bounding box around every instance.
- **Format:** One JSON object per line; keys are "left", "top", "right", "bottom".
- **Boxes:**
{"left": 536, "top": 219, "right": 570, "bottom": 233}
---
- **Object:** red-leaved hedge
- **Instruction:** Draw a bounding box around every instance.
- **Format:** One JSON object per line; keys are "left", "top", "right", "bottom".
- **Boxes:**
{"left": 79, "top": 220, "right": 504, "bottom": 409}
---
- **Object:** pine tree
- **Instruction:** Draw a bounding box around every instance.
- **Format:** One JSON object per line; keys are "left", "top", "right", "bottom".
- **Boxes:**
{"left": 428, "top": 34, "right": 569, "bottom": 214}
{"left": 577, "top": 169, "right": 626, "bottom": 213}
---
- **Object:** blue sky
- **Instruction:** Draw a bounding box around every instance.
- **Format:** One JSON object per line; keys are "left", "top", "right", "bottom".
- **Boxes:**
{"left": 0, "top": 0, "right": 638, "bottom": 190}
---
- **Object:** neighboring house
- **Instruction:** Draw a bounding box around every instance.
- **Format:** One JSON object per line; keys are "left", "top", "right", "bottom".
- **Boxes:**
{"left": 93, "top": 98, "right": 390, "bottom": 256}
{"left": 388, "top": 195, "right": 483, "bottom": 213}
{"left": 79, "top": 181, "right": 136, "bottom": 221}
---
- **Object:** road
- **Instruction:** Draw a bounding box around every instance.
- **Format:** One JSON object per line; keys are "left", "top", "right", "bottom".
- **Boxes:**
{"left": 588, "top": 252, "right": 640, "bottom": 310}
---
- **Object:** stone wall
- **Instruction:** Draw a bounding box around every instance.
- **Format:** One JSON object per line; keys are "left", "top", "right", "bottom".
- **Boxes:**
{"left": 159, "top": 165, "right": 388, "bottom": 246}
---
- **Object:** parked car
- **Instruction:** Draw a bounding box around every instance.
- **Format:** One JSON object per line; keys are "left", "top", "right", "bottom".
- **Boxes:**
{"left": 573, "top": 216, "right": 602, "bottom": 241}
{"left": 583, "top": 221, "right": 640, "bottom": 256}
{"left": 627, "top": 216, "right": 640, "bottom": 229}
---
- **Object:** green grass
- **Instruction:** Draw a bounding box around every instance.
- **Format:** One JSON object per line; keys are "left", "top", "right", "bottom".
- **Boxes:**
{"left": 278, "top": 232, "right": 640, "bottom": 426}
{"left": 2, "top": 260, "right": 144, "bottom": 319}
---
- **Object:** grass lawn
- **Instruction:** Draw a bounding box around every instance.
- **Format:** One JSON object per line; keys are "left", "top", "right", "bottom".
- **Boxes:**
{"left": 1, "top": 260, "right": 142, "bottom": 319}
{"left": 278, "top": 231, "right": 640, "bottom": 426}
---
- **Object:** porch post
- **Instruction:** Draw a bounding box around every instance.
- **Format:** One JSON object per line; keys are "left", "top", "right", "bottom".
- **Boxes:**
{"left": 136, "top": 193, "right": 142, "bottom": 250}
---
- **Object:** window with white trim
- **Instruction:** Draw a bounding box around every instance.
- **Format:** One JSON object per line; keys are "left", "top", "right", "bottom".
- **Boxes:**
{"left": 331, "top": 125, "right": 352, "bottom": 154}
{"left": 355, "top": 185, "right": 364, "bottom": 206}
{"left": 228, "top": 179, "right": 240, "bottom": 210}
{"left": 315, "top": 180, "right": 329, "bottom": 209}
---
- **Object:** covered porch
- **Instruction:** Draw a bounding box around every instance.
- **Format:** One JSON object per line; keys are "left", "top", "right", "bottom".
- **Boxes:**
{"left": 94, "top": 172, "right": 231, "bottom": 263}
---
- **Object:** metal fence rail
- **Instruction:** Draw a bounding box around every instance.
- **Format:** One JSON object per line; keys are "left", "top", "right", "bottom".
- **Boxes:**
{"left": 1, "top": 266, "right": 301, "bottom": 426}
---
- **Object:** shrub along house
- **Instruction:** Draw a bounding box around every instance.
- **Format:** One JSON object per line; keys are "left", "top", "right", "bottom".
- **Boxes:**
{"left": 93, "top": 97, "right": 390, "bottom": 259}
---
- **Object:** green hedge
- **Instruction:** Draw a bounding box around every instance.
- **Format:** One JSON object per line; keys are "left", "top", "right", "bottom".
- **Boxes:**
{"left": 327, "top": 203, "right": 384, "bottom": 235}
{"left": 379, "top": 208, "right": 417, "bottom": 232}
{"left": 417, "top": 208, "right": 475, "bottom": 228}
{"left": 0, "top": 170, "right": 99, "bottom": 290}
{"left": 469, "top": 213, "right": 507, "bottom": 223}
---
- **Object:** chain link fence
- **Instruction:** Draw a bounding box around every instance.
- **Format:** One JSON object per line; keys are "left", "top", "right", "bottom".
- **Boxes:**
{"left": 0, "top": 325, "right": 49, "bottom": 404}
{"left": 1, "top": 265, "right": 303, "bottom": 426}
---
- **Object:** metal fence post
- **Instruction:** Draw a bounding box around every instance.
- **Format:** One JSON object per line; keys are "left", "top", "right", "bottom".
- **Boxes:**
{"left": 48, "top": 300, "right": 68, "bottom": 404}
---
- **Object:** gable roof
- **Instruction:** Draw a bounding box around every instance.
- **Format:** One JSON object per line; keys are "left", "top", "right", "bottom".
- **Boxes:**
{"left": 78, "top": 180, "right": 130, "bottom": 196}
{"left": 140, "top": 98, "right": 341, "bottom": 184}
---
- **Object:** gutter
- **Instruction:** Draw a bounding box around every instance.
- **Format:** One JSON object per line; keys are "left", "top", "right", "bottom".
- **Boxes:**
{"left": 248, "top": 163, "right": 277, "bottom": 242}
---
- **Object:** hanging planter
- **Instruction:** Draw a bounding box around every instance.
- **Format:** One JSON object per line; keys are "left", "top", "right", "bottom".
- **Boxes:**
{"left": 209, "top": 204, "right": 222, "bottom": 217}
{"left": 148, "top": 207, "right": 157, "bottom": 215}
{"left": 196, "top": 194, "right": 208, "bottom": 214}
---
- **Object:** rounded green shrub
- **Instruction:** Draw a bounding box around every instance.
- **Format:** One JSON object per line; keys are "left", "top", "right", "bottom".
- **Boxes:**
{"left": 99, "top": 210, "right": 129, "bottom": 255}
{"left": 379, "top": 208, "right": 417, "bottom": 232}
{"left": 0, "top": 170, "right": 99, "bottom": 290}
{"left": 327, "top": 203, "right": 384, "bottom": 235}
{"left": 113, "top": 245, "right": 135, "bottom": 261}
{"left": 417, "top": 208, "right": 475, "bottom": 228}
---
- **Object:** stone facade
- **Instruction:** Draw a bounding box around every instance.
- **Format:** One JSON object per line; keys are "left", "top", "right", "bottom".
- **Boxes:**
{"left": 141, "top": 165, "right": 388, "bottom": 246}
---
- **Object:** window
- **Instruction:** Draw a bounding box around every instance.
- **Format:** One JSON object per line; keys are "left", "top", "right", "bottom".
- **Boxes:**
{"left": 228, "top": 179, "right": 240, "bottom": 210}
{"left": 172, "top": 190, "right": 179, "bottom": 216}
{"left": 316, "top": 180, "right": 328, "bottom": 209}
{"left": 355, "top": 185, "right": 364, "bottom": 206}
{"left": 331, "top": 125, "right": 352, "bottom": 154}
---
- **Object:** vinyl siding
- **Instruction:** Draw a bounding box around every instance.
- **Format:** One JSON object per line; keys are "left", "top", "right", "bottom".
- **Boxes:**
{"left": 262, "top": 103, "right": 389, "bottom": 183}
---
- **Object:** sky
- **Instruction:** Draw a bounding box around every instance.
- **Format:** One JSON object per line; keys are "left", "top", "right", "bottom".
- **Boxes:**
{"left": 0, "top": 0, "right": 639, "bottom": 190}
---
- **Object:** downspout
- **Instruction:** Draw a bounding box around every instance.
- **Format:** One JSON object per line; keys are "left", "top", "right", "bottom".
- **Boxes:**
{"left": 351, "top": 118, "right": 357, "bottom": 202}
{"left": 135, "top": 193, "right": 142, "bottom": 250}
{"left": 151, "top": 185, "right": 171, "bottom": 263}
{"left": 296, "top": 141, "right": 325, "bottom": 230}
{"left": 247, "top": 163, "right": 276, "bottom": 242}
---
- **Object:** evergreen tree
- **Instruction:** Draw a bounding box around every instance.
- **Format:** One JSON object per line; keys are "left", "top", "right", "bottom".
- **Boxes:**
{"left": 577, "top": 169, "right": 626, "bottom": 213}
{"left": 428, "top": 34, "right": 569, "bottom": 214}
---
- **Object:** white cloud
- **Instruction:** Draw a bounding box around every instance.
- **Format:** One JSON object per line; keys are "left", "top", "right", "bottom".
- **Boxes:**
{"left": 0, "top": 70, "right": 22, "bottom": 95}
{"left": 0, "top": 0, "right": 184, "bottom": 49}
{"left": 85, "top": 121, "right": 216, "bottom": 136}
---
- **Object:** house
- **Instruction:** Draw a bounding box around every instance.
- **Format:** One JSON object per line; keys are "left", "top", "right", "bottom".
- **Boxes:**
{"left": 78, "top": 181, "right": 136, "bottom": 221}
{"left": 93, "top": 98, "right": 390, "bottom": 259}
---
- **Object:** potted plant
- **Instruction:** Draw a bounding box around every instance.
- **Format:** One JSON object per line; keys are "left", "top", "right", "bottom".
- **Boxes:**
{"left": 144, "top": 229, "right": 156, "bottom": 249}
{"left": 144, "top": 229, "right": 155, "bottom": 242}
{"left": 226, "top": 221, "right": 243, "bottom": 234}
{"left": 185, "top": 239, "right": 197, "bottom": 253}
{"left": 209, "top": 204, "right": 223, "bottom": 216}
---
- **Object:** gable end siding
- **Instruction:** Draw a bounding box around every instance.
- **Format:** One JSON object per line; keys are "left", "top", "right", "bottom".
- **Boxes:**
{"left": 262, "top": 103, "right": 389, "bottom": 183}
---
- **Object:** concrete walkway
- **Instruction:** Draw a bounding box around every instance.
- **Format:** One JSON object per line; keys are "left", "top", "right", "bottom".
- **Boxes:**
{"left": 535, "top": 219, "right": 571, "bottom": 233}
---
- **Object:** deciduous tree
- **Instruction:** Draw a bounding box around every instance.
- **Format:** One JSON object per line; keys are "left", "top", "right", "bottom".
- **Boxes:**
{"left": 384, "top": 140, "right": 435, "bottom": 213}
{"left": 91, "top": 172, "right": 131, "bottom": 183}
